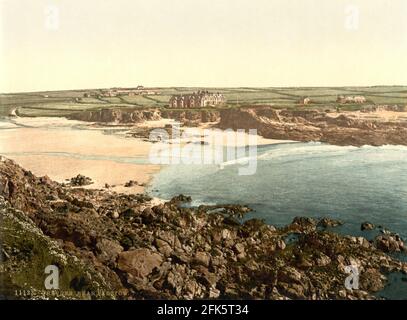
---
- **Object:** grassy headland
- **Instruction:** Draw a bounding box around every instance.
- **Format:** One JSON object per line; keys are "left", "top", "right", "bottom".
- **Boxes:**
{"left": 2, "top": 86, "right": 407, "bottom": 118}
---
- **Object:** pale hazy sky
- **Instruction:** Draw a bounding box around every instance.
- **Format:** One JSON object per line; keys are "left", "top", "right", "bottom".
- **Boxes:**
{"left": 1, "top": 0, "right": 407, "bottom": 92}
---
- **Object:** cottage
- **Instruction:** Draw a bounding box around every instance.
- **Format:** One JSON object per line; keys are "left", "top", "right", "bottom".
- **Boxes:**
{"left": 83, "top": 87, "right": 158, "bottom": 98}
{"left": 337, "top": 95, "right": 366, "bottom": 104}
{"left": 299, "top": 97, "right": 311, "bottom": 105}
{"left": 83, "top": 92, "right": 98, "bottom": 98}
{"left": 354, "top": 96, "right": 367, "bottom": 103}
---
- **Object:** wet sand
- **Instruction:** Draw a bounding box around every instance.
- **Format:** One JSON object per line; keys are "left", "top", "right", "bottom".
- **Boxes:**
{"left": 7, "top": 154, "right": 159, "bottom": 194}
{"left": 0, "top": 117, "right": 159, "bottom": 194}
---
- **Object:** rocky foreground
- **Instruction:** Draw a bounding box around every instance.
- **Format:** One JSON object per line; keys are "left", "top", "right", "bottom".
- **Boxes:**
{"left": 1, "top": 156, "right": 407, "bottom": 300}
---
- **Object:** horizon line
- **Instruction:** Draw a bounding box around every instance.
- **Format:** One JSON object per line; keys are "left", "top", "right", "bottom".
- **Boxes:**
{"left": 2, "top": 84, "right": 407, "bottom": 95}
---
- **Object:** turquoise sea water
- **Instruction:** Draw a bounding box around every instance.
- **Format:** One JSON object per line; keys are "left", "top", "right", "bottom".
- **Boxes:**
{"left": 149, "top": 142, "right": 407, "bottom": 240}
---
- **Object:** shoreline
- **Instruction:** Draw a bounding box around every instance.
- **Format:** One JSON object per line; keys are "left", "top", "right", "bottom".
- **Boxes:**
{"left": 67, "top": 105, "right": 407, "bottom": 147}
{"left": 0, "top": 116, "right": 162, "bottom": 194}
{"left": 4, "top": 114, "right": 407, "bottom": 205}
{"left": 0, "top": 116, "right": 297, "bottom": 196}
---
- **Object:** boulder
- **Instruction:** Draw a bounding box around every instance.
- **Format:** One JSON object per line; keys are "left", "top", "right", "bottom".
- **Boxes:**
{"left": 117, "top": 248, "right": 163, "bottom": 280}
{"left": 166, "top": 268, "right": 185, "bottom": 295}
{"left": 193, "top": 251, "right": 211, "bottom": 267}
{"left": 39, "top": 175, "right": 53, "bottom": 186}
{"left": 297, "top": 257, "right": 313, "bottom": 269}
{"left": 170, "top": 252, "right": 191, "bottom": 265}
{"left": 209, "top": 287, "right": 221, "bottom": 299}
{"left": 276, "top": 239, "right": 286, "bottom": 250}
{"left": 278, "top": 282, "right": 306, "bottom": 299}
{"left": 316, "top": 253, "right": 331, "bottom": 267}
{"left": 318, "top": 218, "right": 342, "bottom": 228}
{"left": 278, "top": 267, "right": 303, "bottom": 284}
{"left": 70, "top": 174, "right": 93, "bottom": 186}
{"left": 289, "top": 216, "right": 317, "bottom": 233}
{"left": 124, "top": 180, "right": 139, "bottom": 188}
{"left": 233, "top": 243, "right": 245, "bottom": 254}
{"left": 141, "top": 207, "right": 155, "bottom": 224}
{"left": 375, "top": 234, "right": 405, "bottom": 253}
{"left": 155, "top": 239, "right": 173, "bottom": 257}
{"left": 96, "top": 239, "right": 123, "bottom": 265}
{"left": 183, "top": 279, "right": 202, "bottom": 299}
{"left": 170, "top": 194, "right": 192, "bottom": 205}
{"left": 121, "top": 208, "right": 138, "bottom": 219}
{"left": 361, "top": 222, "right": 375, "bottom": 231}
{"left": 356, "top": 237, "right": 371, "bottom": 248}
{"left": 221, "top": 229, "right": 233, "bottom": 240}
{"left": 195, "top": 265, "right": 218, "bottom": 288}
{"left": 360, "top": 268, "right": 386, "bottom": 292}
{"left": 110, "top": 211, "right": 120, "bottom": 219}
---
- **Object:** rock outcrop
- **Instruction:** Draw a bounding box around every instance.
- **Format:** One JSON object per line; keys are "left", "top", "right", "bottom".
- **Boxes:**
{"left": 69, "top": 174, "right": 93, "bottom": 186}
{"left": 162, "top": 109, "right": 220, "bottom": 125}
{"left": 361, "top": 222, "right": 376, "bottom": 231}
{"left": 117, "top": 249, "right": 163, "bottom": 280}
{"left": 375, "top": 234, "right": 406, "bottom": 253}
{"left": 68, "top": 108, "right": 220, "bottom": 125}
{"left": 68, "top": 105, "right": 407, "bottom": 147}
{"left": 68, "top": 108, "right": 162, "bottom": 123}
{"left": 218, "top": 106, "right": 407, "bottom": 147}
{"left": 1, "top": 157, "right": 406, "bottom": 300}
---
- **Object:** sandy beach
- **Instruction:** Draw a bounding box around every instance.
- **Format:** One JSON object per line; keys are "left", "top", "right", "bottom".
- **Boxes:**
{"left": 6, "top": 154, "right": 159, "bottom": 194}
{"left": 0, "top": 117, "right": 160, "bottom": 194}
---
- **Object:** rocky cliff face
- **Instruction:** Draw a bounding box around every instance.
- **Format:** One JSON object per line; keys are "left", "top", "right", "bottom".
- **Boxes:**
{"left": 162, "top": 109, "right": 220, "bottom": 125}
{"left": 68, "top": 108, "right": 220, "bottom": 125}
{"left": 218, "top": 107, "right": 407, "bottom": 146}
{"left": 1, "top": 156, "right": 407, "bottom": 300}
{"left": 69, "top": 106, "right": 407, "bottom": 147}
{"left": 68, "top": 108, "right": 162, "bottom": 123}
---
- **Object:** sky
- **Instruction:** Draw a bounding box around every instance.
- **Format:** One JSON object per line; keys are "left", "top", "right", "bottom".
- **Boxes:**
{"left": 1, "top": 0, "right": 407, "bottom": 93}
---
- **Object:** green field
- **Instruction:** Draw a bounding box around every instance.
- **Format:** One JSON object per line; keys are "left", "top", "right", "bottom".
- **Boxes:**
{"left": 1, "top": 86, "right": 406, "bottom": 117}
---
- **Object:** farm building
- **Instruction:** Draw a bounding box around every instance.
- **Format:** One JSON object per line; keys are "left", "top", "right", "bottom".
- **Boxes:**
{"left": 337, "top": 95, "right": 367, "bottom": 104}
{"left": 299, "top": 97, "right": 312, "bottom": 105}
{"left": 83, "top": 87, "right": 157, "bottom": 98}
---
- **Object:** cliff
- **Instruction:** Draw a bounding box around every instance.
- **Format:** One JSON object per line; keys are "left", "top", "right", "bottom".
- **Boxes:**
{"left": 68, "top": 108, "right": 220, "bottom": 125}
{"left": 68, "top": 108, "right": 162, "bottom": 123}
{"left": 218, "top": 107, "right": 407, "bottom": 146}
{"left": 162, "top": 109, "right": 220, "bottom": 124}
